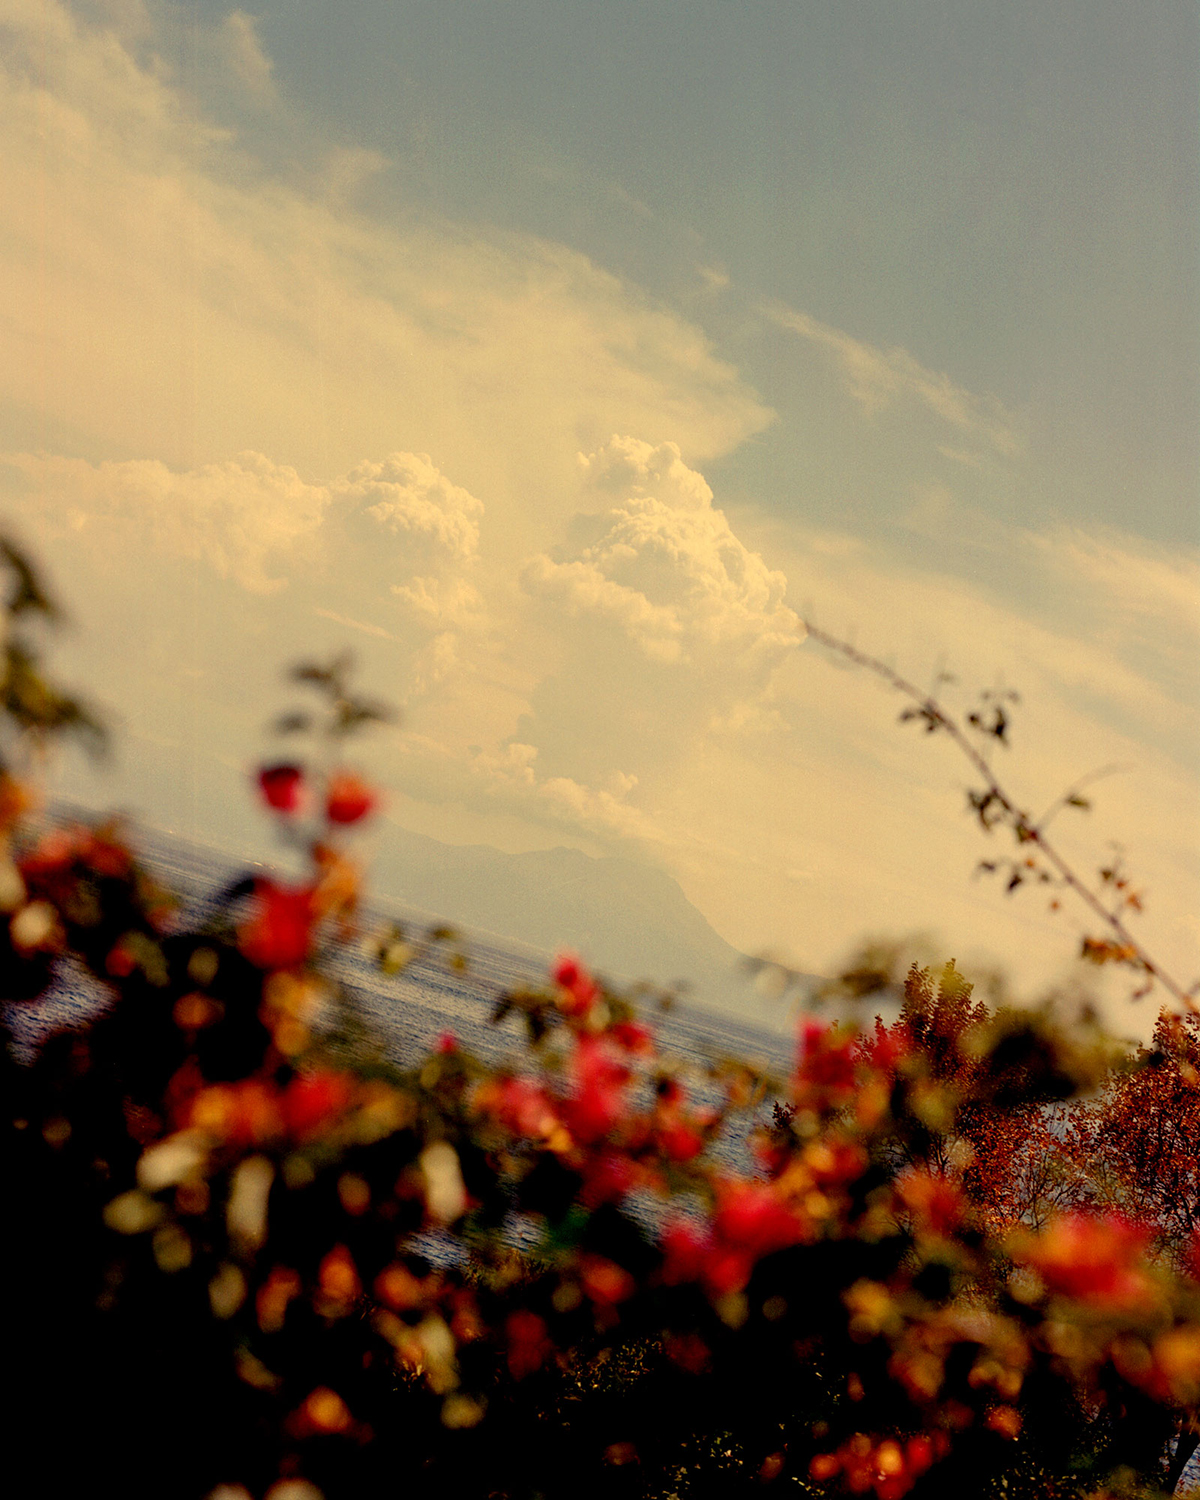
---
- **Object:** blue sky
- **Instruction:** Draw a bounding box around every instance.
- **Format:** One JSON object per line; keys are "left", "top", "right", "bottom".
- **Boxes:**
{"left": 254, "top": 0, "right": 1198, "bottom": 541}
{"left": 2, "top": 0, "right": 1196, "bottom": 1021}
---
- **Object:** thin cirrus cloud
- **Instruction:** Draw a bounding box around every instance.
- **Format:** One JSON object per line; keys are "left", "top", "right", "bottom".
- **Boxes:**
{"left": 764, "top": 301, "right": 1022, "bottom": 459}
{"left": 217, "top": 11, "right": 277, "bottom": 100}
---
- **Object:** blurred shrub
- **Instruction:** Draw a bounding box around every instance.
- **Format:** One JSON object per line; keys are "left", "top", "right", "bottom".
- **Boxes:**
{"left": 3, "top": 540, "right": 1198, "bottom": 1500}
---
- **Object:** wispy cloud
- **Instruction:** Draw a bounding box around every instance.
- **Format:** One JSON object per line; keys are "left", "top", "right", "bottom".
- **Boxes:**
{"left": 314, "top": 609, "right": 395, "bottom": 641}
{"left": 217, "top": 12, "right": 276, "bottom": 101}
{"left": 765, "top": 302, "right": 1021, "bottom": 458}
{"left": 0, "top": 0, "right": 772, "bottom": 513}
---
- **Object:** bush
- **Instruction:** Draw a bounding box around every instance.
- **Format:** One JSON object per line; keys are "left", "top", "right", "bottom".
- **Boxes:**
{"left": 3, "top": 542, "right": 1198, "bottom": 1500}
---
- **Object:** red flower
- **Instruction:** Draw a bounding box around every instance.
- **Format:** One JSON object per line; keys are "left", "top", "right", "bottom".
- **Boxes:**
{"left": 579, "top": 1253, "right": 635, "bottom": 1306}
{"left": 325, "top": 771, "right": 377, "bottom": 825}
{"left": 82, "top": 833, "right": 132, "bottom": 879}
{"left": 580, "top": 1149, "right": 638, "bottom": 1207}
{"left": 483, "top": 1076, "right": 561, "bottom": 1139}
{"left": 664, "top": 1331, "right": 711, "bottom": 1374}
{"left": 17, "top": 827, "right": 80, "bottom": 880}
{"left": 184, "top": 1078, "right": 283, "bottom": 1148}
{"left": 661, "top": 1187, "right": 807, "bottom": 1297}
{"left": 703, "top": 1244, "right": 755, "bottom": 1298}
{"left": 797, "top": 1020, "right": 857, "bottom": 1095}
{"left": 659, "top": 1220, "right": 711, "bottom": 1285}
{"left": 317, "top": 1244, "right": 362, "bottom": 1312}
{"left": 654, "top": 1078, "right": 706, "bottom": 1161}
{"left": 239, "top": 879, "right": 315, "bottom": 970}
{"left": 611, "top": 1020, "right": 654, "bottom": 1054}
{"left": 1016, "top": 1212, "right": 1154, "bottom": 1308}
{"left": 287, "top": 1387, "right": 355, "bottom": 1438}
{"left": 714, "top": 1182, "right": 806, "bottom": 1258}
{"left": 506, "top": 1309, "right": 551, "bottom": 1379}
{"left": 258, "top": 764, "right": 304, "bottom": 813}
{"left": 282, "top": 1071, "right": 354, "bottom": 1140}
{"left": 105, "top": 939, "right": 138, "bottom": 978}
{"left": 657, "top": 1120, "right": 705, "bottom": 1162}
{"left": 895, "top": 1169, "right": 964, "bottom": 1237}
{"left": 553, "top": 952, "right": 598, "bottom": 1015}
{"left": 564, "top": 1034, "right": 628, "bottom": 1143}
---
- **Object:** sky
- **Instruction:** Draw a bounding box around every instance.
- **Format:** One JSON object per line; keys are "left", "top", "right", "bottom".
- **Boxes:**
{"left": 1, "top": 0, "right": 1197, "bottom": 1025}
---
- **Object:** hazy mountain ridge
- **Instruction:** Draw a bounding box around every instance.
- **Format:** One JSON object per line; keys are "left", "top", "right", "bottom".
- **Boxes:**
{"left": 369, "top": 826, "right": 751, "bottom": 998}
{"left": 44, "top": 803, "right": 774, "bottom": 1011}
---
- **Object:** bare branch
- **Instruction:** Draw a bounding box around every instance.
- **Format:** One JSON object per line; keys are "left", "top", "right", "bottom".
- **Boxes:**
{"left": 803, "top": 621, "right": 1195, "bottom": 1012}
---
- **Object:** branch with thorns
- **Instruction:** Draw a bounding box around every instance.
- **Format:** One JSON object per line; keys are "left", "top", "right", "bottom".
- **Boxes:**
{"left": 802, "top": 620, "right": 1197, "bottom": 1012}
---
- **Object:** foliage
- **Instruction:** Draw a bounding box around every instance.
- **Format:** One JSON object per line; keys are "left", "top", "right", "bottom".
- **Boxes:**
{"left": 4, "top": 540, "right": 1200, "bottom": 1500}
{"left": 1059, "top": 1012, "right": 1200, "bottom": 1264}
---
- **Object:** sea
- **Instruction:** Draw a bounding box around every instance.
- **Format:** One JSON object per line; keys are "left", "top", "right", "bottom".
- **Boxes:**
{"left": 5, "top": 823, "right": 797, "bottom": 1185}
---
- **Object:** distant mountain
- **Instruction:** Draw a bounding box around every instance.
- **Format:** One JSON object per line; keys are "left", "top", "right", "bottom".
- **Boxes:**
{"left": 45, "top": 801, "right": 791, "bottom": 1015}
{"left": 369, "top": 826, "right": 751, "bottom": 1001}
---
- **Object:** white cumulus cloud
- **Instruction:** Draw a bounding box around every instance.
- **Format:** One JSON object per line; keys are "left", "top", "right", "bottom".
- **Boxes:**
{"left": 505, "top": 438, "right": 806, "bottom": 826}
{"left": 4, "top": 447, "right": 485, "bottom": 608}
{"left": 523, "top": 437, "right": 803, "bottom": 670}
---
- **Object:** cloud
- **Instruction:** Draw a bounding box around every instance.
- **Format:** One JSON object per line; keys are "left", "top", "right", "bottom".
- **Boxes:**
{"left": 765, "top": 302, "right": 1021, "bottom": 458}
{"left": 697, "top": 264, "right": 731, "bottom": 293}
{"left": 522, "top": 555, "right": 683, "bottom": 663}
{"left": 3, "top": 450, "right": 329, "bottom": 592}
{"left": 3, "top": 448, "right": 485, "bottom": 606}
{"left": 510, "top": 437, "right": 805, "bottom": 813}
{"left": 719, "top": 503, "right": 1200, "bottom": 998}
{"left": 4, "top": 4, "right": 1192, "bottom": 1024}
{"left": 390, "top": 733, "right": 655, "bottom": 847}
{"left": 331, "top": 452, "right": 485, "bottom": 644}
{"left": 313, "top": 608, "right": 395, "bottom": 642}
{"left": 1038, "top": 526, "right": 1200, "bottom": 640}
{"left": 0, "top": 0, "right": 771, "bottom": 530}
{"left": 217, "top": 12, "right": 275, "bottom": 100}
{"left": 311, "top": 437, "right": 811, "bottom": 854}
{"left": 524, "top": 437, "right": 802, "bottom": 669}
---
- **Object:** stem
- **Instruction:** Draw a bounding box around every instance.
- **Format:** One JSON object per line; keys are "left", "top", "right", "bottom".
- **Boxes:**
{"left": 803, "top": 621, "right": 1195, "bottom": 1012}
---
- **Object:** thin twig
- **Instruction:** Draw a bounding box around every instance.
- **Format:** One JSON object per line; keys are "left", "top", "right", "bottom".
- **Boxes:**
{"left": 1034, "top": 763, "right": 1132, "bottom": 834}
{"left": 803, "top": 621, "right": 1195, "bottom": 1012}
